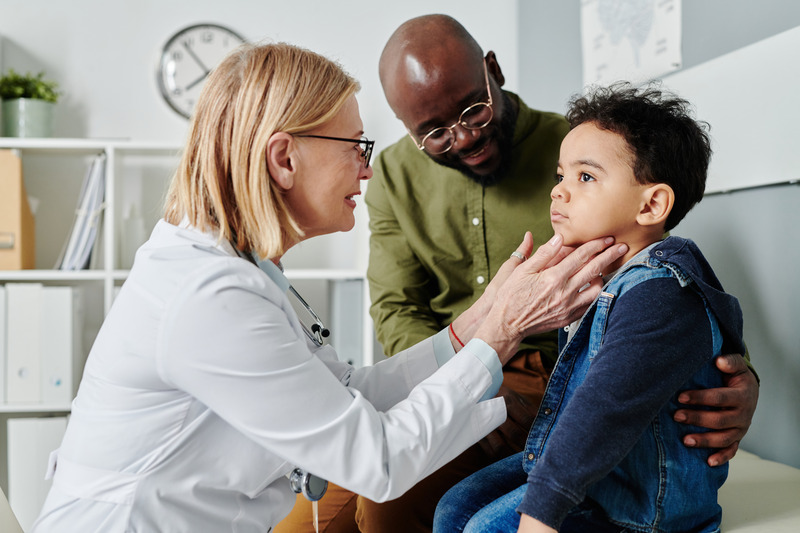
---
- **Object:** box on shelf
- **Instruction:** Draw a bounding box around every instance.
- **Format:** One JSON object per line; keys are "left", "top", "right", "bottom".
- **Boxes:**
{"left": 0, "top": 149, "right": 35, "bottom": 269}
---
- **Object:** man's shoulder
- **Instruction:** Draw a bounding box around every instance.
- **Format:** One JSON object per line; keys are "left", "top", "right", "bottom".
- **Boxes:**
{"left": 376, "top": 134, "right": 421, "bottom": 166}
{"left": 514, "top": 94, "right": 570, "bottom": 141}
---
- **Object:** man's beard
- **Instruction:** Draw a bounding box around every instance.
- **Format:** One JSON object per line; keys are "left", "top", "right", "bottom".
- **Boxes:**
{"left": 428, "top": 91, "right": 517, "bottom": 187}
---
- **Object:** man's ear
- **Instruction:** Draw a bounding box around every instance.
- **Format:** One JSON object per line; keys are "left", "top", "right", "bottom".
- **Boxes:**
{"left": 266, "top": 132, "right": 296, "bottom": 190}
{"left": 637, "top": 184, "right": 674, "bottom": 227}
{"left": 485, "top": 51, "right": 505, "bottom": 87}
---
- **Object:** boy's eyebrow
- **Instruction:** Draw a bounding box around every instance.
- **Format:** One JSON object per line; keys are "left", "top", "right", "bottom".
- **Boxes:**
{"left": 572, "top": 158, "right": 606, "bottom": 173}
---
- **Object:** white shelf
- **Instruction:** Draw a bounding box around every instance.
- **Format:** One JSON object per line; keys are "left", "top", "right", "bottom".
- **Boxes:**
{"left": 0, "top": 137, "right": 182, "bottom": 152}
{"left": 0, "top": 404, "right": 71, "bottom": 414}
{"left": 0, "top": 270, "right": 107, "bottom": 282}
{"left": 285, "top": 269, "right": 365, "bottom": 281}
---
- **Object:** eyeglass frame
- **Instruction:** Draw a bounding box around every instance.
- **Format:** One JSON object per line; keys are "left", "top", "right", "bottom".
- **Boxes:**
{"left": 294, "top": 134, "right": 375, "bottom": 168}
{"left": 407, "top": 59, "right": 494, "bottom": 155}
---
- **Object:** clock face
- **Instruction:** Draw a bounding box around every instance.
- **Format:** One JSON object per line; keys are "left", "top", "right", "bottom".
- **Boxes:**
{"left": 157, "top": 23, "right": 246, "bottom": 118}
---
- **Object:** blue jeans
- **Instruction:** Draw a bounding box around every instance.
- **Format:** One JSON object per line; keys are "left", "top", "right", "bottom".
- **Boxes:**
{"left": 434, "top": 452, "right": 637, "bottom": 533}
{"left": 433, "top": 452, "right": 526, "bottom": 533}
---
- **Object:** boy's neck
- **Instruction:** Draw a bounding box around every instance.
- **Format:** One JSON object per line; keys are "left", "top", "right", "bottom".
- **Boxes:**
{"left": 604, "top": 228, "right": 666, "bottom": 274}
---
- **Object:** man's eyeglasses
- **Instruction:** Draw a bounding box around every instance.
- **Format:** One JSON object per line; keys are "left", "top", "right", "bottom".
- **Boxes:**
{"left": 408, "top": 60, "right": 494, "bottom": 155}
{"left": 295, "top": 134, "right": 375, "bottom": 168}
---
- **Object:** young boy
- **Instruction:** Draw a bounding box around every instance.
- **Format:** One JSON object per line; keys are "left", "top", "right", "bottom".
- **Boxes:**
{"left": 433, "top": 84, "right": 745, "bottom": 533}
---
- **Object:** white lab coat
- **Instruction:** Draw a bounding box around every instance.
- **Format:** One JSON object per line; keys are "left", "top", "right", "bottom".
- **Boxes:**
{"left": 33, "top": 220, "right": 506, "bottom": 532}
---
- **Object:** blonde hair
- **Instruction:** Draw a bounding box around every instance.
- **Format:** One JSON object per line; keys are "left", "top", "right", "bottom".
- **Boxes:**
{"left": 164, "top": 42, "right": 359, "bottom": 258}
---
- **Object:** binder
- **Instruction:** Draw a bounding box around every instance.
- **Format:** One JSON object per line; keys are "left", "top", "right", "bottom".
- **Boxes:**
{"left": 40, "top": 286, "right": 80, "bottom": 405}
{"left": 55, "top": 154, "right": 106, "bottom": 270}
{"left": 7, "top": 417, "right": 67, "bottom": 531}
{"left": 5, "top": 283, "right": 43, "bottom": 404}
{"left": 0, "top": 150, "right": 36, "bottom": 269}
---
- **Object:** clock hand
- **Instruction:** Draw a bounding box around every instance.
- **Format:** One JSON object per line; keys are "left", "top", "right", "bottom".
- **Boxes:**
{"left": 183, "top": 40, "right": 211, "bottom": 73}
{"left": 185, "top": 71, "right": 209, "bottom": 91}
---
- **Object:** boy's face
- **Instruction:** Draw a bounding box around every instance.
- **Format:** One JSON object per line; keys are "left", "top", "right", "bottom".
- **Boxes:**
{"left": 551, "top": 122, "right": 650, "bottom": 247}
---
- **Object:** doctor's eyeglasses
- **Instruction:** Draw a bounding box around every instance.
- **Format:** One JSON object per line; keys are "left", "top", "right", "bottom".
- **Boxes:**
{"left": 295, "top": 134, "right": 375, "bottom": 168}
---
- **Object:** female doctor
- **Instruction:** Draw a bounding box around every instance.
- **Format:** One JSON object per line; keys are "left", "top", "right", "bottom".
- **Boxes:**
{"left": 33, "top": 43, "right": 626, "bottom": 532}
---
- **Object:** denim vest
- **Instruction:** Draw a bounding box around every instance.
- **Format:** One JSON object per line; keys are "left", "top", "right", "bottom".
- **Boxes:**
{"left": 522, "top": 238, "right": 733, "bottom": 532}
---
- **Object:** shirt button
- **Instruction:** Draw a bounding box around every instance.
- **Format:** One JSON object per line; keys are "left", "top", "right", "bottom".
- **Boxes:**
{"left": 476, "top": 276, "right": 485, "bottom": 284}
{"left": 543, "top": 408, "right": 553, "bottom": 415}
{"left": 528, "top": 453, "right": 535, "bottom": 461}
{"left": 472, "top": 217, "right": 480, "bottom": 226}
{"left": 563, "top": 325, "right": 570, "bottom": 332}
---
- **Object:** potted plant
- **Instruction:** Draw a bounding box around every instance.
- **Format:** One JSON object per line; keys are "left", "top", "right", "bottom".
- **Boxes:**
{"left": 0, "top": 69, "right": 61, "bottom": 137}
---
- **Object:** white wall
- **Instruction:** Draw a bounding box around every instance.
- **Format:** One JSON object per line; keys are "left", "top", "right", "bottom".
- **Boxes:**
{"left": 0, "top": 0, "right": 519, "bottom": 270}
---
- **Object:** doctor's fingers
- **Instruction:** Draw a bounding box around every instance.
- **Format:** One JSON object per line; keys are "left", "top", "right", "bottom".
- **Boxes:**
{"left": 497, "top": 232, "right": 535, "bottom": 278}
{"left": 481, "top": 232, "right": 535, "bottom": 305}
{"left": 557, "top": 239, "right": 628, "bottom": 294}
{"left": 521, "top": 235, "right": 616, "bottom": 280}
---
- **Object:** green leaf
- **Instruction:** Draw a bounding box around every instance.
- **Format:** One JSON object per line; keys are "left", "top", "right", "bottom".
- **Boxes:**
{"left": 0, "top": 69, "right": 61, "bottom": 103}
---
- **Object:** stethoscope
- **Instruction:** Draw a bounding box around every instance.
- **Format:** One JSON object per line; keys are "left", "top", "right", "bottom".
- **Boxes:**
{"left": 237, "top": 246, "right": 330, "bottom": 501}
{"left": 283, "top": 287, "right": 330, "bottom": 500}
{"left": 287, "top": 284, "right": 330, "bottom": 348}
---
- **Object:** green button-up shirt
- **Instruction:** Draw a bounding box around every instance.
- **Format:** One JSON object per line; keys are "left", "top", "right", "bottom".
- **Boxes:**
{"left": 366, "top": 93, "right": 569, "bottom": 364}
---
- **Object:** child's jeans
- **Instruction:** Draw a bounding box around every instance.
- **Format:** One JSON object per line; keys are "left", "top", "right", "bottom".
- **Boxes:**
{"left": 433, "top": 452, "right": 525, "bottom": 533}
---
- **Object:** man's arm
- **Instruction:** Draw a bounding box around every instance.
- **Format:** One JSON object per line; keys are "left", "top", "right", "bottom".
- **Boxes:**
{"left": 674, "top": 352, "right": 759, "bottom": 466}
{"left": 365, "top": 159, "right": 442, "bottom": 355}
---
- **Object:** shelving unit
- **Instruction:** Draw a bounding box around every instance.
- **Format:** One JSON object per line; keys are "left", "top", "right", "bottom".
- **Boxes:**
{"left": 0, "top": 136, "right": 374, "bottom": 411}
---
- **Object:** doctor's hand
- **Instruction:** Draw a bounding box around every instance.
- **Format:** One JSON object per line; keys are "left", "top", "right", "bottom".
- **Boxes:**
{"left": 674, "top": 352, "right": 759, "bottom": 466}
{"left": 466, "top": 233, "right": 627, "bottom": 364}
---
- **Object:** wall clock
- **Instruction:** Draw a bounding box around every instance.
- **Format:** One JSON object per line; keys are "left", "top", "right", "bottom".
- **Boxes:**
{"left": 157, "top": 23, "right": 246, "bottom": 119}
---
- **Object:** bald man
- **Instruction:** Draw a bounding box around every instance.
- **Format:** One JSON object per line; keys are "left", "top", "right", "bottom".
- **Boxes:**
{"left": 276, "top": 14, "right": 759, "bottom": 533}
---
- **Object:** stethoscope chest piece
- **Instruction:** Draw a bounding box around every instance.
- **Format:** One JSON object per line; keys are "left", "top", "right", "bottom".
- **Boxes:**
{"left": 289, "top": 468, "right": 328, "bottom": 501}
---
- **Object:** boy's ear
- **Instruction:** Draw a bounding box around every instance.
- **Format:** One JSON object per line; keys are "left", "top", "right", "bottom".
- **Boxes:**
{"left": 637, "top": 184, "right": 674, "bottom": 227}
{"left": 266, "top": 132, "right": 296, "bottom": 190}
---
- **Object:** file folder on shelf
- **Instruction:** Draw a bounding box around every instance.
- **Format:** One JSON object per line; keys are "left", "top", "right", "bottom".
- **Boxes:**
{"left": 41, "top": 286, "right": 82, "bottom": 404}
{"left": 4, "top": 284, "right": 81, "bottom": 405}
{"left": 5, "top": 283, "right": 43, "bottom": 404}
{"left": 55, "top": 153, "right": 106, "bottom": 270}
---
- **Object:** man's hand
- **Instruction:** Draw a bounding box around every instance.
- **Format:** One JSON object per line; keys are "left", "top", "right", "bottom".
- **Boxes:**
{"left": 674, "top": 352, "right": 759, "bottom": 466}
{"left": 479, "top": 385, "right": 539, "bottom": 458}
